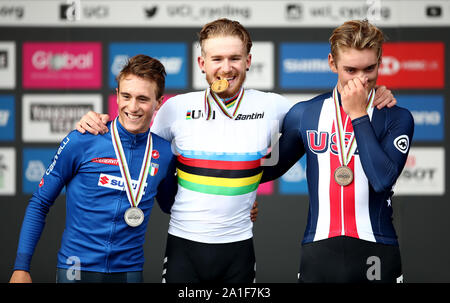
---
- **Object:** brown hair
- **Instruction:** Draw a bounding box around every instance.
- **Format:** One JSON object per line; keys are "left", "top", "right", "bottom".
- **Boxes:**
{"left": 329, "top": 19, "right": 385, "bottom": 63}
{"left": 198, "top": 18, "right": 252, "bottom": 55}
{"left": 116, "top": 54, "right": 166, "bottom": 99}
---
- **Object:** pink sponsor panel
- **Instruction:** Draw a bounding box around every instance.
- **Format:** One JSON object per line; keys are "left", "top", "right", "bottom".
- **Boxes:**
{"left": 257, "top": 181, "right": 274, "bottom": 195}
{"left": 23, "top": 42, "right": 102, "bottom": 89}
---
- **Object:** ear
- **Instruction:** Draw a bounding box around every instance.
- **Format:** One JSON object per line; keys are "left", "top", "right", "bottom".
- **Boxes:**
{"left": 116, "top": 87, "right": 119, "bottom": 104}
{"left": 197, "top": 55, "right": 206, "bottom": 73}
{"left": 246, "top": 53, "right": 252, "bottom": 70}
{"left": 328, "top": 53, "right": 338, "bottom": 73}
{"left": 155, "top": 96, "right": 164, "bottom": 111}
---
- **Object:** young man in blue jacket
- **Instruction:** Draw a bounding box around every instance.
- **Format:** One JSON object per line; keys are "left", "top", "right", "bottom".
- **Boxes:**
{"left": 10, "top": 55, "right": 178, "bottom": 283}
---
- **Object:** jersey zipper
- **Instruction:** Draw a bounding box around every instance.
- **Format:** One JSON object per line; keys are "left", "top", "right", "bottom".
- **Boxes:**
{"left": 107, "top": 136, "right": 137, "bottom": 272}
{"left": 105, "top": 197, "right": 121, "bottom": 273}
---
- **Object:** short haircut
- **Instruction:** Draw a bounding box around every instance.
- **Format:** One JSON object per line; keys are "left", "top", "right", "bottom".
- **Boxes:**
{"left": 329, "top": 19, "right": 385, "bottom": 63}
{"left": 116, "top": 54, "right": 166, "bottom": 99}
{"left": 198, "top": 18, "right": 253, "bottom": 55}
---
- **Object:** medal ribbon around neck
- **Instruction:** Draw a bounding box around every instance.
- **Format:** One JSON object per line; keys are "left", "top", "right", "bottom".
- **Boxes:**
{"left": 204, "top": 87, "right": 245, "bottom": 120}
{"left": 332, "top": 86, "right": 375, "bottom": 166}
{"left": 111, "top": 118, "right": 153, "bottom": 208}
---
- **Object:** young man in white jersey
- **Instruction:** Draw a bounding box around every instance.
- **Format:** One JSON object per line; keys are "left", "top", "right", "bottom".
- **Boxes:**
{"left": 76, "top": 18, "right": 397, "bottom": 283}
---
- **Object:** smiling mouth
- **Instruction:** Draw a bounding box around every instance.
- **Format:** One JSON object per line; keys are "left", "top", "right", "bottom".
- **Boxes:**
{"left": 125, "top": 112, "right": 142, "bottom": 121}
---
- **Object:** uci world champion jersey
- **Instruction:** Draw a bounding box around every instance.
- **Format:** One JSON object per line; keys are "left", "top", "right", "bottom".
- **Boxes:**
{"left": 262, "top": 91, "right": 414, "bottom": 245}
{"left": 13, "top": 120, "right": 177, "bottom": 273}
{"left": 151, "top": 88, "right": 291, "bottom": 243}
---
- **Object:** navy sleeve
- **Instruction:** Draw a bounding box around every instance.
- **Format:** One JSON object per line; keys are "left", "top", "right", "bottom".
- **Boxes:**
{"left": 155, "top": 153, "right": 177, "bottom": 214}
{"left": 261, "top": 103, "right": 306, "bottom": 183}
{"left": 352, "top": 107, "right": 414, "bottom": 192}
{"left": 13, "top": 132, "right": 83, "bottom": 271}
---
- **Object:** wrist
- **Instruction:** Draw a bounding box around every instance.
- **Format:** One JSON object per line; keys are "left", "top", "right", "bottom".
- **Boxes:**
{"left": 349, "top": 110, "right": 367, "bottom": 120}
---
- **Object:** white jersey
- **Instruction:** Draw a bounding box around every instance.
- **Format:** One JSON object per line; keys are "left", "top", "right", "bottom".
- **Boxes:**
{"left": 151, "top": 88, "right": 290, "bottom": 243}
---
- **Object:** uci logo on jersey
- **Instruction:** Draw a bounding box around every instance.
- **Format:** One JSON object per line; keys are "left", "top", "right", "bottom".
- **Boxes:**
{"left": 307, "top": 130, "right": 359, "bottom": 155}
{"left": 186, "top": 109, "right": 215, "bottom": 120}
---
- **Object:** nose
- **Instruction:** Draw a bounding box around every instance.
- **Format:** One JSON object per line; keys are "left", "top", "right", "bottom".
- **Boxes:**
{"left": 356, "top": 73, "right": 369, "bottom": 85}
{"left": 128, "top": 98, "right": 139, "bottom": 112}
{"left": 221, "top": 59, "right": 232, "bottom": 74}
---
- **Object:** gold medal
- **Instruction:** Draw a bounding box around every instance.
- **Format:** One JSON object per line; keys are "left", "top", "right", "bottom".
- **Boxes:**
{"left": 211, "top": 79, "right": 229, "bottom": 94}
{"left": 334, "top": 165, "right": 353, "bottom": 186}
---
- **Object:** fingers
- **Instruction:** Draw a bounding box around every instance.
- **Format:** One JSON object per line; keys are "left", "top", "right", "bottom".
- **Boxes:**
{"left": 250, "top": 200, "right": 258, "bottom": 222}
{"left": 342, "top": 78, "right": 368, "bottom": 99}
{"left": 77, "top": 111, "right": 109, "bottom": 135}
{"left": 79, "top": 119, "right": 101, "bottom": 135}
{"left": 341, "top": 78, "right": 370, "bottom": 119}
{"left": 373, "top": 85, "right": 397, "bottom": 109}
{"left": 75, "top": 121, "right": 86, "bottom": 134}
{"left": 387, "top": 97, "right": 397, "bottom": 108}
{"left": 100, "top": 114, "right": 110, "bottom": 124}
{"left": 376, "top": 96, "right": 397, "bottom": 109}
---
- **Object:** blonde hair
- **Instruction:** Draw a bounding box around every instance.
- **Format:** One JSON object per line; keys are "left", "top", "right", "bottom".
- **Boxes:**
{"left": 329, "top": 19, "right": 385, "bottom": 63}
{"left": 198, "top": 18, "right": 252, "bottom": 55}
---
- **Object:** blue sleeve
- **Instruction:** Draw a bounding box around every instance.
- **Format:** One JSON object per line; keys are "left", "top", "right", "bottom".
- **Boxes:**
{"left": 261, "top": 103, "right": 306, "bottom": 183}
{"left": 155, "top": 153, "right": 177, "bottom": 214}
{"left": 13, "top": 132, "right": 83, "bottom": 271}
{"left": 352, "top": 107, "right": 414, "bottom": 192}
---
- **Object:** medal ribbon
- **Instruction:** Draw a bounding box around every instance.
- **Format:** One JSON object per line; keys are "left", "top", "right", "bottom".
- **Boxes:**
{"left": 111, "top": 118, "right": 153, "bottom": 208}
{"left": 332, "top": 86, "right": 375, "bottom": 166}
{"left": 204, "top": 87, "right": 244, "bottom": 120}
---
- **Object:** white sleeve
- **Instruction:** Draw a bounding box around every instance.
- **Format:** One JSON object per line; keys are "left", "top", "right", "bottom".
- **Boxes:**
{"left": 150, "top": 98, "right": 176, "bottom": 141}
{"left": 270, "top": 93, "right": 292, "bottom": 132}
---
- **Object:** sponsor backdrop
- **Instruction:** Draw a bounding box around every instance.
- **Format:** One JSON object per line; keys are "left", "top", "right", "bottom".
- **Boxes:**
{"left": 0, "top": 0, "right": 449, "bottom": 283}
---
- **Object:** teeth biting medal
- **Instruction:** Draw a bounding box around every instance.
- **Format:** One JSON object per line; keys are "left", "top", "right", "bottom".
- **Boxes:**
{"left": 211, "top": 79, "right": 229, "bottom": 94}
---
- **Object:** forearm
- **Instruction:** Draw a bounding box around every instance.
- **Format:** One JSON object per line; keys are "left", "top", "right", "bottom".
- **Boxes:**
{"left": 353, "top": 115, "right": 405, "bottom": 192}
{"left": 261, "top": 130, "right": 305, "bottom": 183}
{"left": 155, "top": 157, "right": 178, "bottom": 214}
{"left": 156, "top": 174, "right": 177, "bottom": 214}
{"left": 13, "top": 195, "right": 52, "bottom": 271}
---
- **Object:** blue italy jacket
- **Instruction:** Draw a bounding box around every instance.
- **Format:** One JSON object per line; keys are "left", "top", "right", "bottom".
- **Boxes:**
{"left": 14, "top": 120, "right": 177, "bottom": 273}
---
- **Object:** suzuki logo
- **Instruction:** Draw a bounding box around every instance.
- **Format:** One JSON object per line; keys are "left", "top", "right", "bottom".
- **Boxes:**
{"left": 99, "top": 175, "right": 109, "bottom": 185}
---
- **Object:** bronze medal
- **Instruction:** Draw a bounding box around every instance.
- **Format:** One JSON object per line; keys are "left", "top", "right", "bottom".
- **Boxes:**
{"left": 334, "top": 165, "right": 353, "bottom": 186}
{"left": 211, "top": 79, "right": 229, "bottom": 94}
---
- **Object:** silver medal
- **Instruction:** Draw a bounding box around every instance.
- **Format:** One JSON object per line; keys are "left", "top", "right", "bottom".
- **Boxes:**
{"left": 124, "top": 207, "right": 144, "bottom": 227}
